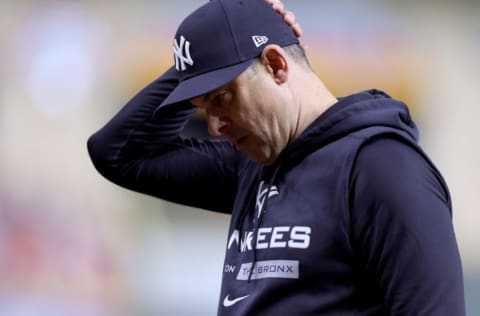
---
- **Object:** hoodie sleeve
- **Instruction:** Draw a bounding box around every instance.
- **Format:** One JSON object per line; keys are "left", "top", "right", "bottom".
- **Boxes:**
{"left": 87, "top": 66, "right": 238, "bottom": 213}
{"left": 349, "top": 137, "right": 465, "bottom": 315}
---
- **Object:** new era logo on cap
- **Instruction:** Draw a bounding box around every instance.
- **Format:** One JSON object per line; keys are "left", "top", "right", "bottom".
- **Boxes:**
{"left": 252, "top": 35, "right": 269, "bottom": 48}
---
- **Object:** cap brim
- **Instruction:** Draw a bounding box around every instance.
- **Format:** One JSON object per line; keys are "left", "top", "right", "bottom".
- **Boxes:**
{"left": 154, "top": 59, "right": 254, "bottom": 117}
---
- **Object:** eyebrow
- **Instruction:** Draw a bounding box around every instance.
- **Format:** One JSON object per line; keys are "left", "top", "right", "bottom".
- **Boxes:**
{"left": 191, "top": 91, "right": 213, "bottom": 108}
{"left": 202, "top": 82, "right": 231, "bottom": 104}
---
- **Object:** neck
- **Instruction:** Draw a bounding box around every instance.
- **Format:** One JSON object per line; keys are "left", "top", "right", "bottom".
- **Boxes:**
{"left": 290, "top": 69, "right": 337, "bottom": 141}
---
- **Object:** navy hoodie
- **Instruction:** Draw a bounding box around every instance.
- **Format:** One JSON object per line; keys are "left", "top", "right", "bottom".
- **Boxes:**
{"left": 87, "top": 67, "right": 465, "bottom": 315}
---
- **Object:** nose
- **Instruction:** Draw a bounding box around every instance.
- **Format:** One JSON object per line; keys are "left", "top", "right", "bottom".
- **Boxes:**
{"left": 206, "top": 113, "right": 228, "bottom": 137}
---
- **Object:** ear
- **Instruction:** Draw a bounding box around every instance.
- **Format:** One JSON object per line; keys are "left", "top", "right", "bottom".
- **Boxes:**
{"left": 261, "top": 44, "right": 288, "bottom": 84}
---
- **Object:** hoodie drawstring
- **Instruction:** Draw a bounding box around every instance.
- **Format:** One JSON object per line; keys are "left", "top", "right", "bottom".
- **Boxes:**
{"left": 247, "top": 163, "right": 282, "bottom": 282}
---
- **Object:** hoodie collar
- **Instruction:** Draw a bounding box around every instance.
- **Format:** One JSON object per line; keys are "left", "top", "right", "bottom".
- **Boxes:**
{"left": 274, "top": 89, "right": 417, "bottom": 168}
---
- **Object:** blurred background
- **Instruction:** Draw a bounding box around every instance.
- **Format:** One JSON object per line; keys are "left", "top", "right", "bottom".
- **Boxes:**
{"left": 1, "top": 0, "right": 479, "bottom": 315}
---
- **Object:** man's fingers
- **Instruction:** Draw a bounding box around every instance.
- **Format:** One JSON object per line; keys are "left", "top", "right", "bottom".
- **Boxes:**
{"left": 265, "top": 0, "right": 303, "bottom": 40}
{"left": 283, "top": 11, "right": 295, "bottom": 26}
{"left": 283, "top": 12, "right": 302, "bottom": 38}
{"left": 265, "top": 0, "right": 284, "bottom": 14}
{"left": 272, "top": 1, "right": 284, "bottom": 14}
{"left": 292, "top": 23, "right": 303, "bottom": 38}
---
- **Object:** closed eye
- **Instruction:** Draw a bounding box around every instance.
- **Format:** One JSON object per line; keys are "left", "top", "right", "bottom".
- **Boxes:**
{"left": 213, "top": 91, "right": 226, "bottom": 106}
{"left": 213, "top": 91, "right": 232, "bottom": 107}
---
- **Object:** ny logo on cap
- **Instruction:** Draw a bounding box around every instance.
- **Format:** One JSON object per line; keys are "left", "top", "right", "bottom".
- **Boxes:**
{"left": 174, "top": 35, "right": 194, "bottom": 72}
{"left": 252, "top": 35, "right": 269, "bottom": 48}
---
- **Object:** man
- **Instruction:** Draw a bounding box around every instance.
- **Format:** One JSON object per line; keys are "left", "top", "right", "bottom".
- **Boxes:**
{"left": 88, "top": 0, "right": 465, "bottom": 314}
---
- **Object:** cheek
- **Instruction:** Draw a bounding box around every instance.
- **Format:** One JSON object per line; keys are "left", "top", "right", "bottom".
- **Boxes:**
{"left": 231, "top": 82, "right": 276, "bottom": 132}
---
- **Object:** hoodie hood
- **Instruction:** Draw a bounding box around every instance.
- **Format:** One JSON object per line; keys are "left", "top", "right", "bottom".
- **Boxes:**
{"left": 277, "top": 89, "right": 418, "bottom": 167}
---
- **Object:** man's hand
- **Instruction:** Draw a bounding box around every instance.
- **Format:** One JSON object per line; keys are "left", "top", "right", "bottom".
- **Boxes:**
{"left": 265, "top": 0, "right": 303, "bottom": 38}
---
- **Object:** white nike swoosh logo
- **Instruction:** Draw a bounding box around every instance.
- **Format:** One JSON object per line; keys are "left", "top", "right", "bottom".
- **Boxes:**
{"left": 223, "top": 294, "right": 250, "bottom": 307}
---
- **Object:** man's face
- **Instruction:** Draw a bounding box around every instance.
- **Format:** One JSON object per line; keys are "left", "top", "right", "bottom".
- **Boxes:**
{"left": 190, "top": 63, "right": 291, "bottom": 165}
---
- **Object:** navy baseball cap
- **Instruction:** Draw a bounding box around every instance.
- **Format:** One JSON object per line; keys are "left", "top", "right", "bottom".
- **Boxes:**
{"left": 155, "top": 0, "right": 299, "bottom": 112}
